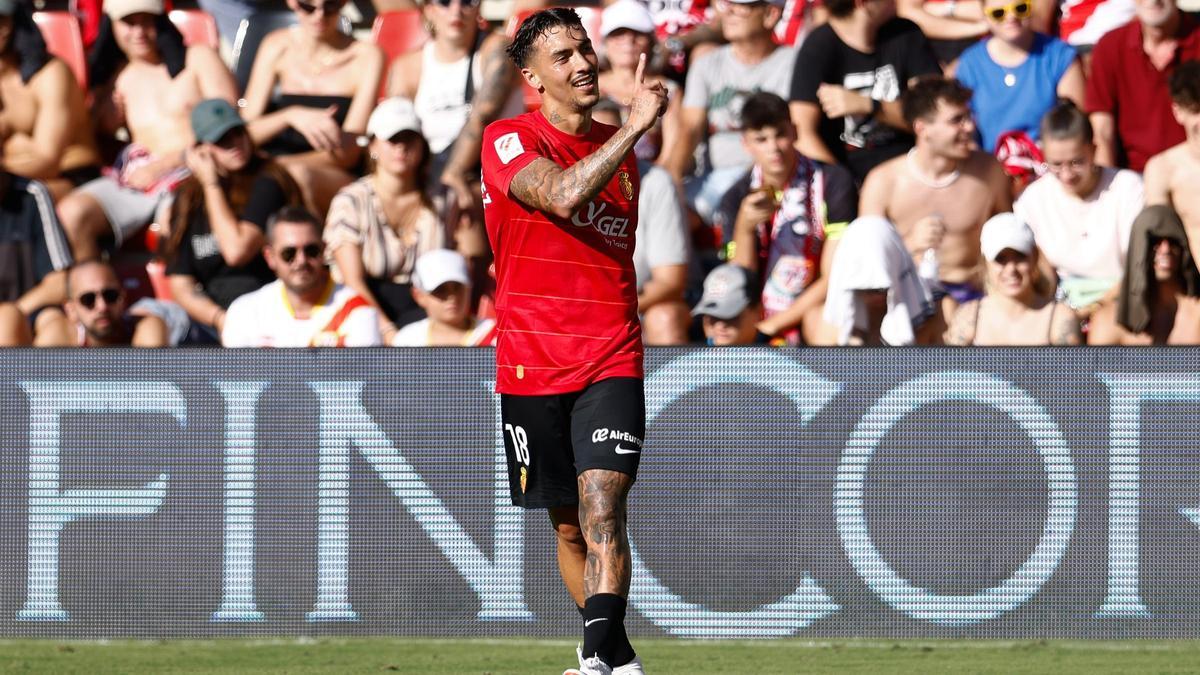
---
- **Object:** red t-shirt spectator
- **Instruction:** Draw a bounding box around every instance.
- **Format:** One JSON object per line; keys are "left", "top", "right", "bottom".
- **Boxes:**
{"left": 1086, "top": 13, "right": 1200, "bottom": 171}
{"left": 481, "top": 112, "right": 644, "bottom": 396}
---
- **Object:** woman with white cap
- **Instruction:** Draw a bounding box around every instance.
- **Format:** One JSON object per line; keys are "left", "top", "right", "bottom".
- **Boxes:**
{"left": 597, "top": 0, "right": 682, "bottom": 164}
{"left": 944, "top": 212, "right": 1081, "bottom": 345}
{"left": 324, "top": 97, "right": 445, "bottom": 342}
{"left": 392, "top": 248, "right": 496, "bottom": 346}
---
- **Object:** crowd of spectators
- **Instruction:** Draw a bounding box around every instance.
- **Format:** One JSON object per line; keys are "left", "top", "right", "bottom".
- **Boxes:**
{"left": 0, "top": 0, "right": 1197, "bottom": 349}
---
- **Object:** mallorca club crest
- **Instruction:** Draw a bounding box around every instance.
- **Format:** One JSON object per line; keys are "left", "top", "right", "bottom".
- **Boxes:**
{"left": 618, "top": 170, "right": 634, "bottom": 200}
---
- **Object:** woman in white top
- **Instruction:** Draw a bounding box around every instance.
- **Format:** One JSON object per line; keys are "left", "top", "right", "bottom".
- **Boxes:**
{"left": 945, "top": 213, "right": 1082, "bottom": 345}
{"left": 324, "top": 98, "right": 445, "bottom": 342}
{"left": 393, "top": 249, "right": 495, "bottom": 346}
{"left": 597, "top": 0, "right": 682, "bottom": 165}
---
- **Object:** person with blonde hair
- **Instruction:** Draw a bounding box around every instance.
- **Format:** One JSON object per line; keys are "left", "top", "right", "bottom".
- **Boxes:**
{"left": 944, "top": 213, "right": 1082, "bottom": 345}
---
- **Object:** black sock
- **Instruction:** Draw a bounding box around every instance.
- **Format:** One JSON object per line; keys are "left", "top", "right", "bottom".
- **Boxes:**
{"left": 581, "top": 593, "right": 626, "bottom": 665}
{"left": 609, "top": 617, "right": 637, "bottom": 667}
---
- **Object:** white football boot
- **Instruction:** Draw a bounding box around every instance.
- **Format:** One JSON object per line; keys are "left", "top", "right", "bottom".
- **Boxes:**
{"left": 612, "top": 655, "right": 645, "bottom": 674}
{"left": 562, "top": 646, "right": 613, "bottom": 675}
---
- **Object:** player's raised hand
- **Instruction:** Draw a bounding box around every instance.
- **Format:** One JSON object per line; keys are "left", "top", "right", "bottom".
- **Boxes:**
{"left": 626, "top": 53, "right": 668, "bottom": 133}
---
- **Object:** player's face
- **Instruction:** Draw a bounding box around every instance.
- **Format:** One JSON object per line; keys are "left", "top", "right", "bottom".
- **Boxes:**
{"left": 702, "top": 308, "right": 757, "bottom": 345}
{"left": 604, "top": 28, "right": 653, "bottom": 70}
{"left": 419, "top": 281, "right": 471, "bottom": 326}
{"left": 1172, "top": 102, "right": 1200, "bottom": 141}
{"left": 987, "top": 248, "right": 1035, "bottom": 299}
{"left": 1134, "top": 0, "right": 1176, "bottom": 29}
{"left": 742, "top": 123, "right": 797, "bottom": 177}
{"left": 525, "top": 24, "right": 600, "bottom": 112}
{"left": 1151, "top": 236, "right": 1182, "bottom": 283}
{"left": 266, "top": 223, "right": 328, "bottom": 295}
{"left": 66, "top": 265, "right": 126, "bottom": 342}
{"left": 919, "top": 100, "right": 976, "bottom": 160}
{"left": 1042, "top": 136, "right": 1095, "bottom": 194}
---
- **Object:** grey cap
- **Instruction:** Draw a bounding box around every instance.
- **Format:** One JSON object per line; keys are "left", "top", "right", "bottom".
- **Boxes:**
{"left": 0, "top": 0, "right": 16, "bottom": 16}
{"left": 692, "top": 264, "right": 755, "bottom": 320}
{"left": 191, "top": 99, "right": 245, "bottom": 145}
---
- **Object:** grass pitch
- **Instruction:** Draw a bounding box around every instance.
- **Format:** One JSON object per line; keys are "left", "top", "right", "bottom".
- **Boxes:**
{"left": 2, "top": 638, "right": 1199, "bottom": 674}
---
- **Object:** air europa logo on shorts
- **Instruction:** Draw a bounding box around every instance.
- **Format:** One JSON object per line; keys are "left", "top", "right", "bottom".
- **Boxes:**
{"left": 591, "top": 428, "right": 643, "bottom": 446}
{"left": 571, "top": 201, "right": 631, "bottom": 238}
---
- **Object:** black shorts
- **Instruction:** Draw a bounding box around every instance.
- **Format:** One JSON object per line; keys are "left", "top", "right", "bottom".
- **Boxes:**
{"left": 500, "top": 377, "right": 644, "bottom": 509}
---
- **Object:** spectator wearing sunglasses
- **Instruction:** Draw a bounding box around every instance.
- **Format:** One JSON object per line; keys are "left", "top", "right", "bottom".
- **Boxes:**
{"left": 954, "top": 0, "right": 1084, "bottom": 155}
{"left": 56, "top": 0, "right": 237, "bottom": 263}
{"left": 1086, "top": 0, "right": 1200, "bottom": 171}
{"left": 162, "top": 99, "right": 305, "bottom": 344}
{"left": 324, "top": 98, "right": 448, "bottom": 340}
{"left": 240, "top": 0, "right": 385, "bottom": 216}
{"left": 20, "top": 260, "right": 169, "bottom": 347}
{"left": 222, "top": 206, "right": 382, "bottom": 347}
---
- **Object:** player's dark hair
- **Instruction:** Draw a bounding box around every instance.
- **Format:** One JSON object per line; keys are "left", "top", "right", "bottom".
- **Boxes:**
{"left": 901, "top": 76, "right": 974, "bottom": 126}
{"left": 740, "top": 92, "right": 792, "bottom": 132}
{"left": 1169, "top": 60, "right": 1200, "bottom": 111}
{"left": 1040, "top": 100, "right": 1093, "bottom": 144}
{"left": 505, "top": 7, "right": 585, "bottom": 69}
{"left": 825, "top": 0, "right": 858, "bottom": 18}
{"left": 266, "top": 206, "right": 322, "bottom": 241}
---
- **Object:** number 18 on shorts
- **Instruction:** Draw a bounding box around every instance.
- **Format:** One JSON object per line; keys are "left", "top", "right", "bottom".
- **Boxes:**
{"left": 500, "top": 377, "right": 645, "bottom": 509}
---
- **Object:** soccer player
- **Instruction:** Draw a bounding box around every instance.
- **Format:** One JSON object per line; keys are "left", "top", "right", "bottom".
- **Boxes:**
{"left": 479, "top": 8, "right": 667, "bottom": 675}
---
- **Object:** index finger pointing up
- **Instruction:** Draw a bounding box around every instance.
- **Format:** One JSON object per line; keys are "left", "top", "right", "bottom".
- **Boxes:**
{"left": 634, "top": 52, "right": 646, "bottom": 87}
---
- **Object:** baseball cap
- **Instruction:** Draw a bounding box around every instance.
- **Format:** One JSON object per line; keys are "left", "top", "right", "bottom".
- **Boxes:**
{"left": 0, "top": 0, "right": 17, "bottom": 17}
{"left": 367, "top": 97, "right": 422, "bottom": 140}
{"left": 692, "top": 264, "right": 755, "bottom": 320}
{"left": 980, "top": 213, "right": 1036, "bottom": 261}
{"left": 414, "top": 249, "right": 471, "bottom": 293}
{"left": 191, "top": 99, "right": 245, "bottom": 144}
{"left": 104, "top": 0, "right": 164, "bottom": 20}
{"left": 600, "top": 0, "right": 655, "bottom": 37}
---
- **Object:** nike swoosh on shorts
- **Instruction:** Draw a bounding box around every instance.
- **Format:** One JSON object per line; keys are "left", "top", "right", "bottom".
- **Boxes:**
{"left": 615, "top": 444, "right": 640, "bottom": 455}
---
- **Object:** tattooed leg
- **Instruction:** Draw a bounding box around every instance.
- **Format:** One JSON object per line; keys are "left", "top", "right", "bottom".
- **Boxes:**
{"left": 549, "top": 506, "right": 587, "bottom": 607}
{"left": 577, "top": 469, "right": 634, "bottom": 598}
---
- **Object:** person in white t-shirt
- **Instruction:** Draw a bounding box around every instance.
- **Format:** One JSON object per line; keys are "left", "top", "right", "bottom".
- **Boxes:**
{"left": 1014, "top": 102, "right": 1144, "bottom": 316}
{"left": 392, "top": 248, "right": 496, "bottom": 347}
{"left": 222, "top": 207, "right": 382, "bottom": 347}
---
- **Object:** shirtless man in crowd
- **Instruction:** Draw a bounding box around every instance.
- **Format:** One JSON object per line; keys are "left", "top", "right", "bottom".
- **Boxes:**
{"left": 56, "top": 0, "right": 237, "bottom": 261}
{"left": 1144, "top": 60, "right": 1200, "bottom": 263}
{"left": 859, "top": 76, "right": 1011, "bottom": 310}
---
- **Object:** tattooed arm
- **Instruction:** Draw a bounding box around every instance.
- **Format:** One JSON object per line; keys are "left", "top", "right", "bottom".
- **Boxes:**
{"left": 441, "top": 33, "right": 522, "bottom": 210}
{"left": 1050, "top": 302, "right": 1084, "bottom": 346}
{"left": 509, "top": 54, "right": 667, "bottom": 218}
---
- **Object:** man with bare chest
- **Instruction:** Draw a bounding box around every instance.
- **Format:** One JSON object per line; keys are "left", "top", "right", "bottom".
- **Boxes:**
{"left": 859, "top": 76, "right": 1012, "bottom": 308}
{"left": 1144, "top": 61, "right": 1200, "bottom": 263}
{"left": 56, "top": 0, "right": 236, "bottom": 262}
{"left": 1089, "top": 205, "right": 1200, "bottom": 344}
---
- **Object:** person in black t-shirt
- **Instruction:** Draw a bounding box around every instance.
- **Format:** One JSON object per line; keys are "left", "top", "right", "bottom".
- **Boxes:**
{"left": 163, "top": 99, "right": 302, "bottom": 343}
{"left": 789, "top": 0, "right": 942, "bottom": 184}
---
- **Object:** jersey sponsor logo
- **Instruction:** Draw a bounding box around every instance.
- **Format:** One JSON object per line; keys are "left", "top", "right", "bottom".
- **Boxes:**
{"left": 571, "top": 201, "right": 631, "bottom": 238}
{"left": 494, "top": 132, "right": 524, "bottom": 165}
{"left": 618, "top": 170, "right": 634, "bottom": 200}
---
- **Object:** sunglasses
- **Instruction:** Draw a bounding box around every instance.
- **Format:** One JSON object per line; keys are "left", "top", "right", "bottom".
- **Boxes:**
{"left": 986, "top": 0, "right": 1032, "bottom": 21}
{"left": 77, "top": 288, "right": 121, "bottom": 310}
{"left": 279, "top": 243, "right": 323, "bottom": 263}
{"left": 296, "top": 0, "right": 345, "bottom": 14}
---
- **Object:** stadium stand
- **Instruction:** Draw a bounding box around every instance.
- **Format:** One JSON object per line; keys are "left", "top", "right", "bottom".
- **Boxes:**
{"left": 32, "top": 10, "right": 87, "bottom": 89}
{"left": 169, "top": 8, "right": 220, "bottom": 49}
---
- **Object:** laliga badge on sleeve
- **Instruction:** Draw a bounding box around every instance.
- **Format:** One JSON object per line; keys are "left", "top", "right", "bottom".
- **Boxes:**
{"left": 495, "top": 132, "right": 524, "bottom": 165}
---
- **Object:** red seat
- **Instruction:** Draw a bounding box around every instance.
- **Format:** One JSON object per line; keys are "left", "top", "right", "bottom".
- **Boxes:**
{"left": 32, "top": 11, "right": 87, "bottom": 90}
{"left": 169, "top": 8, "right": 220, "bottom": 49}
{"left": 145, "top": 259, "right": 174, "bottom": 301}
{"left": 373, "top": 10, "right": 429, "bottom": 99}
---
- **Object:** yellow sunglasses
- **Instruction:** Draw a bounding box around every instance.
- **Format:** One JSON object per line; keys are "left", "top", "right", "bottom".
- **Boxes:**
{"left": 985, "top": 0, "right": 1032, "bottom": 22}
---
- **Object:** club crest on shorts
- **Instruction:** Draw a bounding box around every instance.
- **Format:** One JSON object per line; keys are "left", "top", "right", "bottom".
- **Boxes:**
{"left": 618, "top": 170, "right": 633, "bottom": 200}
{"left": 520, "top": 467, "right": 528, "bottom": 493}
